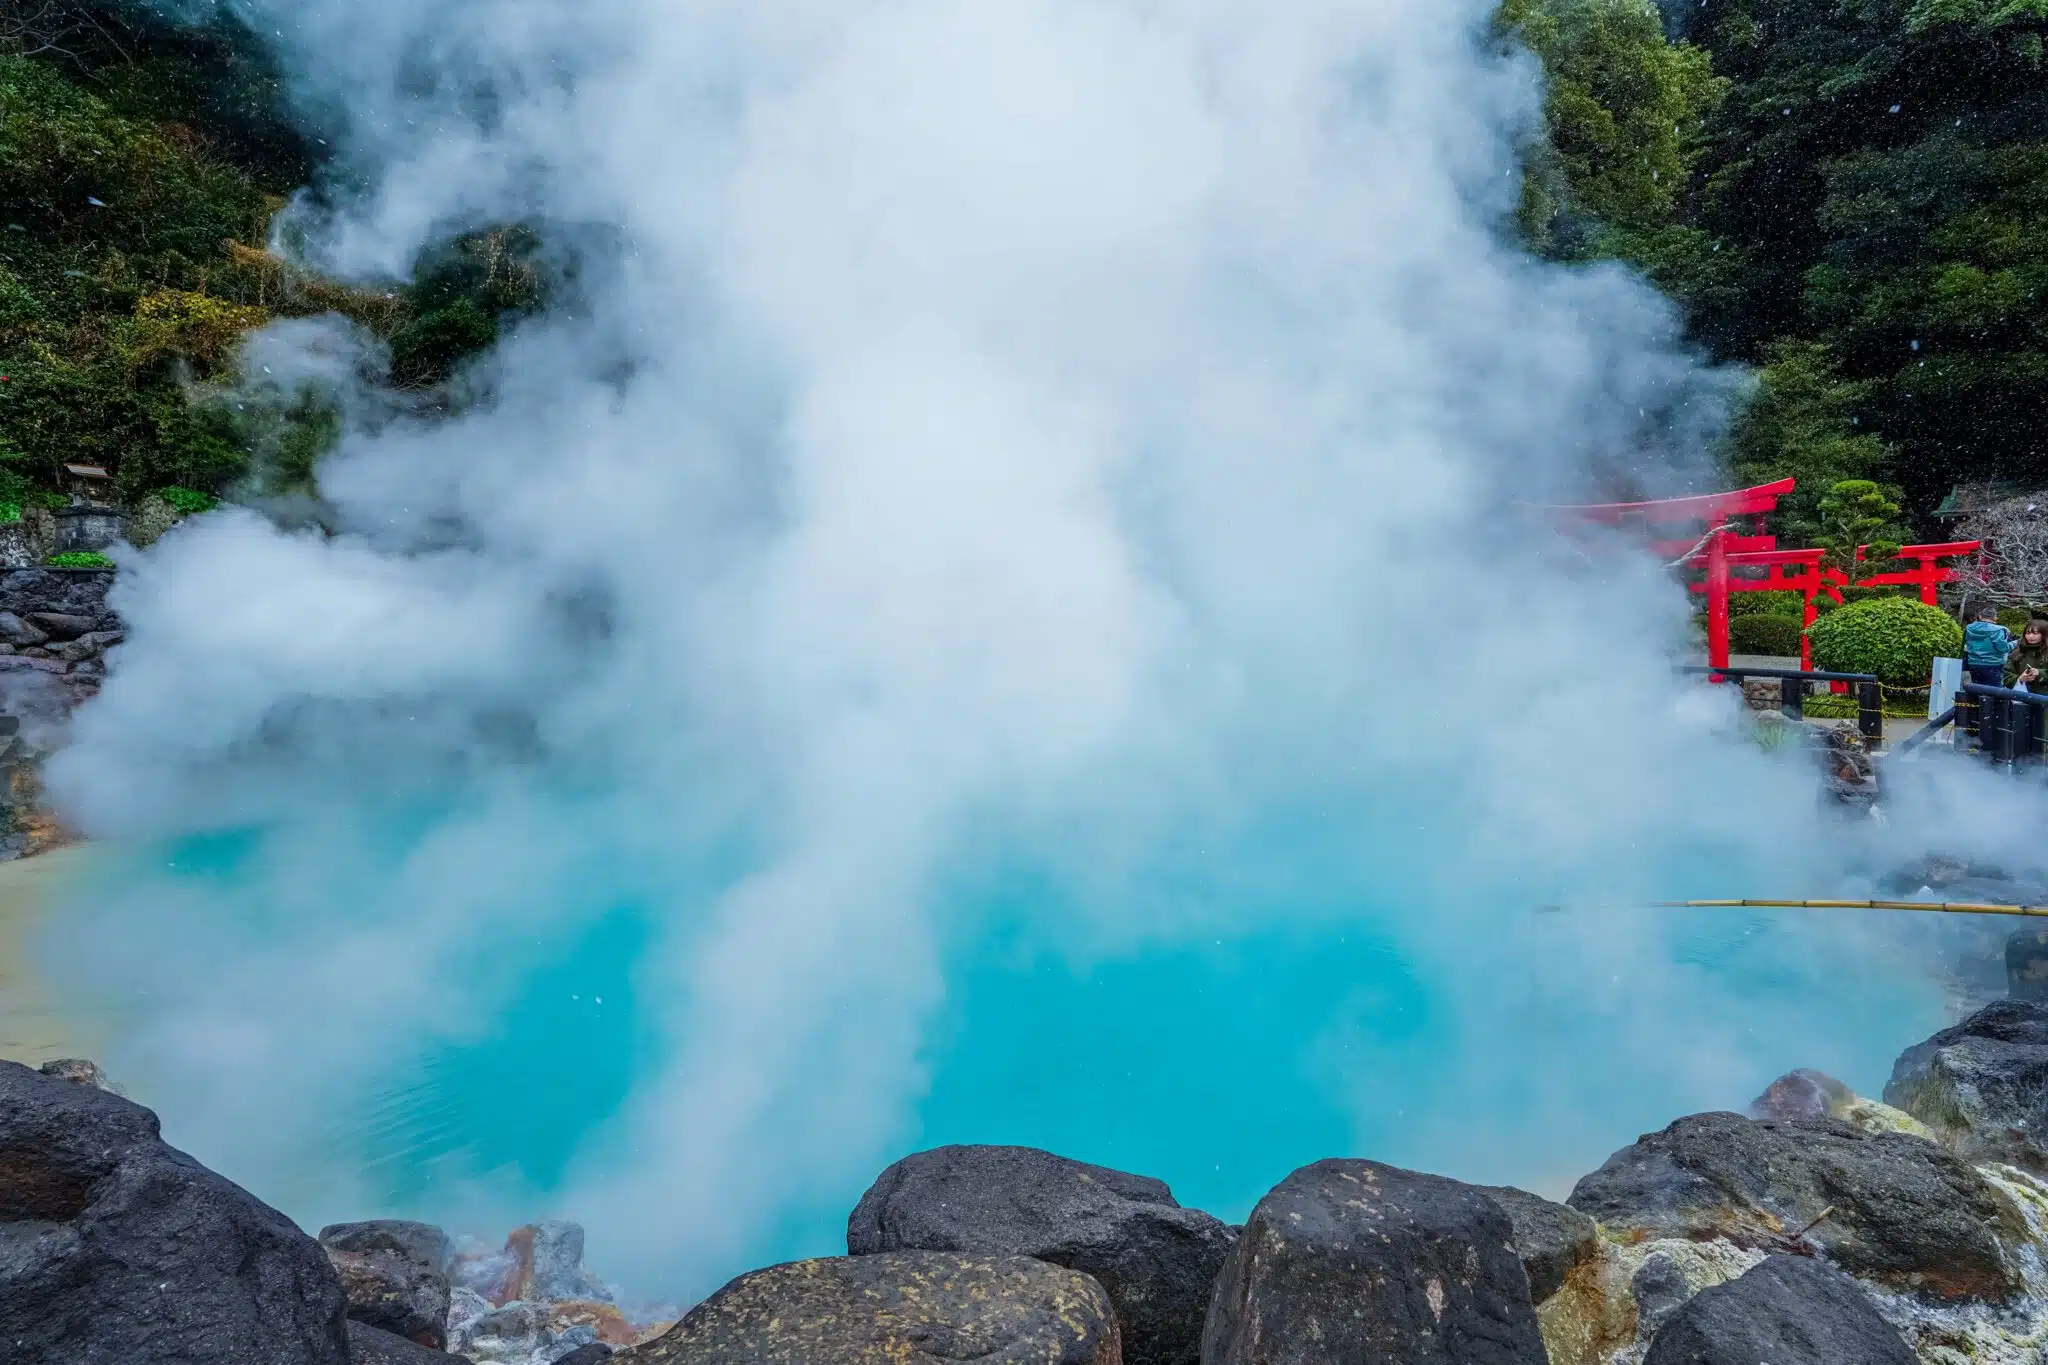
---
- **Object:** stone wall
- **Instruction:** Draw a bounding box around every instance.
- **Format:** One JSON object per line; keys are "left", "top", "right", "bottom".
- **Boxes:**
{"left": 0, "top": 568, "right": 120, "bottom": 859}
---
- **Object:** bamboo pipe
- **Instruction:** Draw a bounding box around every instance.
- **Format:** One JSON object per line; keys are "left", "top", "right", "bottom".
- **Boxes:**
{"left": 1539, "top": 899, "right": 2048, "bottom": 918}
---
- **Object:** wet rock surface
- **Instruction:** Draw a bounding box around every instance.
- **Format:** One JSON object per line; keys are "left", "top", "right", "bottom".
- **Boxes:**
{"left": 848, "top": 1144, "right": 1233, "bottom": 1365}
{"left": 1885, "top": 998, "right": 2048, "bottom": 1174}
{"left": 1567, "top": 1109, "right": 2025, "bottom": 1300}
{"left": 1642, "top": 1254, "right": 1917, "bottom": 1365}
{"left": 613, "top": 1252, "right": 1122, "bottom": 1365}
{"left": 0, "top": 1058, "right": 350, "bottom": 1365}
{"left": 1203, "top": 1158, "right": 1547, "bottom": 1365}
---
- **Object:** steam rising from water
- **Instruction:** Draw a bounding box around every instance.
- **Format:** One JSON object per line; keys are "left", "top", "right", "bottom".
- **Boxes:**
{"left": 38, "top": 0, "right": 1977, "bottom": 1293}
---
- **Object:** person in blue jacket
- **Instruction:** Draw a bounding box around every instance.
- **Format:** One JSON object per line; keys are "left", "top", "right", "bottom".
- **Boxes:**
{"left": 1965, "top": 605, "right": 2017, "bottom": 690}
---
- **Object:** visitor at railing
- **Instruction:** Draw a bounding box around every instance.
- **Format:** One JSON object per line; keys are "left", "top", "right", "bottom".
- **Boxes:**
{"left": 1965, "top": 605, "right": 2017, "bottom": 690}
{"left": 2009, "top": 620, "right": 2048, "bottom": 693}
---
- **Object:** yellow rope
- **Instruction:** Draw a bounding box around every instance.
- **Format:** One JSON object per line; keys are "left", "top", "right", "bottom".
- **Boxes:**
{"left": 1541, "top": 898, "right": 2048, "bottom": 918}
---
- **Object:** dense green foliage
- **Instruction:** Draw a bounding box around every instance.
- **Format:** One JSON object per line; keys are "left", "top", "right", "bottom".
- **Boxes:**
{"left": 46, "top": 549, "right": 112, "bottom": 568}
{"left": 1729, "top": 612, "right": 1807, "bottom": 654}
{"left": 1806, "top": 594, "right": 1963, "bottom": 682}
{"left": 0, "top": 7, "right": 551, "bottom": 506}
{"left": 1513, "top": 0, "right": 2048, "bottom": 528}
{"left": 1727, "top": 588, "right": 1807, "bottom": 617}
{"left": 1814, "top": 478, "right": 1906, "bottom": 580}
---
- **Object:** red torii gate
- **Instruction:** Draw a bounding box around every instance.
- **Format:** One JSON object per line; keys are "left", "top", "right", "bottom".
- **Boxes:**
{"left": 1551, "top": 478, "right": 1982, "bottom": 673}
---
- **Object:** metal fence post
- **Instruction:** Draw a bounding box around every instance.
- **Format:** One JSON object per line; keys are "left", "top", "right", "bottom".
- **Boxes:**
{"left": 1779, "top": 676, "right": 1806, "bottom": 719}
{"left": 1857, "top": 681, "right": 1883, "bottom": 746}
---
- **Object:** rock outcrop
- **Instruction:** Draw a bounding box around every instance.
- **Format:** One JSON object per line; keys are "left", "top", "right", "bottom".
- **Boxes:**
{"left": 613, "top": 1252, "right": 1122, "bottom": 1365}
{"left": 1478, "top": 1184, "right": 1598, "bottom": 1306}
{"left": 0, "top": 1058, "right": 350, "bottom": 1364}
{"left": 1567, "top": 1110, "right": 2026, "bottom": 1300}
{"left": 1203, "top": 1159, "right": 1548, "bottom": 1365}
{"left": 347, "top": 1319, "right": 470, "bottom": 1364}
{"left": 848, "top": 1144, "right": 1233, "bottom": 1365}
{"left": 321, "top": 1219, "right": 455, "bottom": 1348}
{"left": 1642, "top": 1254, "right": 1917, "bottom": 1365}
{"left": 1885, "top": 998, "right": 2048, "bottom": 1173}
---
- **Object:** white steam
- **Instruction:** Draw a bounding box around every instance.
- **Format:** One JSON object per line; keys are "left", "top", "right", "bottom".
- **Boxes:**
{"left": 39, "top": 0, "right": 1983, "bottom": 1294}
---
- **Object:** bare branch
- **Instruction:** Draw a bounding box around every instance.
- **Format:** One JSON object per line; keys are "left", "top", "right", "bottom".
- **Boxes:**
{"left": 1953, "top": 494, "right": 2048, "bottom": 610}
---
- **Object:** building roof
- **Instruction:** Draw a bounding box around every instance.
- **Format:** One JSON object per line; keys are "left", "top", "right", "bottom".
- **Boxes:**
{"left": 61, "top": 464, "right": 110, "bottom": 480}
{"left": 1935, "top": 481, "right": 2032, "bottom": 518}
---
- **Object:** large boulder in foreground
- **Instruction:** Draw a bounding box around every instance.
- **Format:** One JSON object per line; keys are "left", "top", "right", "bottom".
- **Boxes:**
{"left": 613, "top": 1252, "right": 1120, "bottom": 1365}
{"left": 320, "top": 1220, "right": 453, "bottom": 1348}
{"left": 1567, "top": 1111, "right": 2023, "bottom": 1301}
{"left": 0, "top": 1058, "right": 350, "bottom": 1364}
{"left": 848, "top": 1145, "right": 1233, "bottom": 1365}
{"left": 1478, "top": 1184, "right": 1599, "bottom": 1306}
{"left": 1885, "top": 999, "right": 2048, "bottom": 1173}
{"left": 1643, "top": 1254, "right": 1916, "bottom": 1365}
{"left": 1203, "top": 1159, "right": 1547, "bottom": 1365}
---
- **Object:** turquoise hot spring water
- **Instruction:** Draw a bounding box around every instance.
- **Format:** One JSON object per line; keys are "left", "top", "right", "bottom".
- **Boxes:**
{"left": 40, "top": 788, "right": 1959, "bottom": 1299}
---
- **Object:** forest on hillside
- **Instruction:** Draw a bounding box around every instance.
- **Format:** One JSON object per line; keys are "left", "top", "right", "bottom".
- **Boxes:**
{"left": 1, "top": 0, "right": 2044, "bottom": 544}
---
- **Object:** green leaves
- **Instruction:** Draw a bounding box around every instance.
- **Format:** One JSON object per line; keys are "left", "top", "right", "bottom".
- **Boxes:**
{"left": 1806, "top": 595, "right": 1963, "bottom": 684}
{"left": 1508, "top": 0, "right": 2048, "bottom": 513}
{"left": 1503, "top": 0, "right": 1728, "bottom": 256}
{"left": 1726, "top": 342, "right": 1893, "bottom": 542}
{"left": 1815, "top": 478, "right": 1906, "bottom": 581}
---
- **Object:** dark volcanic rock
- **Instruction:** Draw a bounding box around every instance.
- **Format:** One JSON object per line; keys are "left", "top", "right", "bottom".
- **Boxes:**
{"left": 0, "top": 1058, "right": 350, "bottom": 1364}
{"left": 346, "top": 1319, "right": 467, "bottom": 1364}
{"left": 848, "top": 1145, "right": 1233, "bottom": 1365}
{"left": 554, "top": 1349, "right": 614, "bottom": 1365}
{"left": 1567, "top": 1111, "right": 2022, "bottom": 1301}
{"left": 0, "top": 567, "right": 114, "bottom": 621}
{"left": 1642, "top": 1255, "right": 1916, "bottom": 1365}
{"left": 320, "top": 1220, "right": 454, "bottom": 1347}
{"left": 321, "top": 1219, "right": 452, "bottom": 1273}
{"left": 1630, "top": 1251, "right": 1701, "bottom": 1339}
{"left": 1885, "top": 999, "right": 2048, "bottom": 1173}
{"left": 26, "top": 610, "right": 97, "bottom": 640}
{"left": 1479, "top": 1184, "right": 1598, "bottom": 1305}
{"left": 1748, "top": 1068, "right": 1851, "bottom": 1123}
{"left": 1203, "top": 1159, "right": 1547, "bottom": 1365}
{"left": 0, "top": 610, "right": 46, "bottom": 646}
{"left": 614, "top": 1252, "right": 1121, "bottom": 1365}
{"left": 37, "top": 1056, "right": 115, "bottom": 1089}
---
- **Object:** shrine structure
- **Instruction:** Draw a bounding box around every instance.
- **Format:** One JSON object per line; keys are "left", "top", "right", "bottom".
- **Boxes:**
{"left": 1552, "top": 478, "right": 1983, "bottom": 673}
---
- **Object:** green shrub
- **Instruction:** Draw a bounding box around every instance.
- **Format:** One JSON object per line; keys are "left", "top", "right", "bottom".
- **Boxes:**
{"left": 1997, "top": 607, "right": 2048, "bottom": 633}
{"left": 1730, "top": 613, "right": 1805, "bottom": 657}
{"left": 1728, "top": 590, "right": 1805, "bottom": 619}
{"left": 45, "top": 551, "right": 114, "bottom": 568}
{"left": 155, "top": 485, "right": 217, "bottom": 514}
{"left": 1807, "top": 596, "right": 1963, "bottom": 686}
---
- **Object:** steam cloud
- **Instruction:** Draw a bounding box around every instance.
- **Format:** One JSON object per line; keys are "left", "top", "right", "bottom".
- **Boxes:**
{"left": 40, "top": 0, "right": 1983, "bottom": 1295}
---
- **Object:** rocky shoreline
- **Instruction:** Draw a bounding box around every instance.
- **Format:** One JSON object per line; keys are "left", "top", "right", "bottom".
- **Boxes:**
{"left": 9, "top": 999, "right": 2048, "bottom": 1365}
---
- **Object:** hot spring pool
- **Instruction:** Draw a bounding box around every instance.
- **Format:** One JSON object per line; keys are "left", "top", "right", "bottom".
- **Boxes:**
{"left": 33, "top": 814, "right": 1959, "bottom": 1297}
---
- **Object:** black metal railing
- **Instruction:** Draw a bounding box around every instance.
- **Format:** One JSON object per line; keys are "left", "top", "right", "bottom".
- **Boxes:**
{"left": 1680, "top": 665, "right": 1884, "bottom": 745}
{"left": 1958, "top": 682, "right": 2048, "bottom": 766}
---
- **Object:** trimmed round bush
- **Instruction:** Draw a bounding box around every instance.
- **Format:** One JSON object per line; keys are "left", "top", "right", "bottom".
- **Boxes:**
{"left": 1730, "top": 613, "right": 1804, "bottom": 658}
{"left": 1807, "top": 597, "right": 1963, "bottom": 687}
